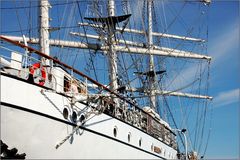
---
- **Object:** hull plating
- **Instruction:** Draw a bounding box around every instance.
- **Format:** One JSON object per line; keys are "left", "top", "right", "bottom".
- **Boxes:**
{"left": 0, "top": 74, "right": 177, "bottom": 159}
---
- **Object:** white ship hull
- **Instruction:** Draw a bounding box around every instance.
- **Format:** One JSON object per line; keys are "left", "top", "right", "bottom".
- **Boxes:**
{"left": 1, "top": 73, "right": 177, "bottom": 159}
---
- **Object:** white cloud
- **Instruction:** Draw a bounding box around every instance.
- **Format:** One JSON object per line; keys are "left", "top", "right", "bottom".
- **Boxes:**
{"left": 129, "top": 0, "right": 144, "bottom": 27}
{"left": 209, "top": 21, "right": 239, "bottom": 67}
{"left": 167, "top": 20, "right": 239, "bottom": 91}
{"left": 166, "top": 62, "right": 202, "bottom": 91}
{"left": 212, "top": 89, "right": 239, "bottom": 108}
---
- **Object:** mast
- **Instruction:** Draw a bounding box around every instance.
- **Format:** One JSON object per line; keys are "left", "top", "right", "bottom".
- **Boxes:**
{"left": 39, "top": 0, "right": 50, "bottom": 64}
{"left": 147, "top": 0, "right": 156, "bottom": 111}
{"left": 107, "top": 0, "right": 118, "bottom": 92}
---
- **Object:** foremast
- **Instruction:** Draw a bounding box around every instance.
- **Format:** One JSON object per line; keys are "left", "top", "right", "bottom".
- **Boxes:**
{"left": 39, "top": 0, "right": 50, "bottom": 56}
{"left": 39, "top": 0, "right": 51, "bottom": 65}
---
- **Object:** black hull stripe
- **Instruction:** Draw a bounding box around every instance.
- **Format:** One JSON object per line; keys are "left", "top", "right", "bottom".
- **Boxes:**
{"left": 1, "top": 72, "right": 176, "bottom": 152}
{"left": 1, "top": 101, "right": 166, "bottom": 159}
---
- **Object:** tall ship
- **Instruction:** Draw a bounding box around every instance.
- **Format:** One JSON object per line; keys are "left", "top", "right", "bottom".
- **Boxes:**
{"left": 0, "top": 0, "right": 213, "bottom": 159}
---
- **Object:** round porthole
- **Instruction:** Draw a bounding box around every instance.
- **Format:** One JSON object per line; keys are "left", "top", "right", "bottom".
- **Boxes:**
{"left": 139, "top": 138, "right": 142, "bottom": 147}
{"left": 128, "top": 132, "right": 131, "bottom": 143}
{"left": 113, "top": 126, "right": 118, "bottom": 137}
{"left": 72, "top": 111, "right": 77, "bottom": 123}
{"left": 63, "top": 108, "right": 69, "bottom": 119}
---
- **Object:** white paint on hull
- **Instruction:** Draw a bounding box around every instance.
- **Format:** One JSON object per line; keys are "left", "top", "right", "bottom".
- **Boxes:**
{"left": 0, "top": 74, "right": 177, "bottom": 159}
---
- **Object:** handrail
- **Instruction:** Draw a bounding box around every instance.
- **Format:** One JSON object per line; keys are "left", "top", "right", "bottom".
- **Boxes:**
{"left": 0, "top": 35, "right": 137, "bottom": 107}
{"left": 0, "top": 35, "right": 177, "bottom": 137}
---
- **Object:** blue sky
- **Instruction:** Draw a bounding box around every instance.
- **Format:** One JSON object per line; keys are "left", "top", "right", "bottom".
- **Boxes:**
{"left": 204, "top": 1, "right": 239, "bottom": 159}
{"left": 0, "top": 0, "right": 239, "bottom": 159}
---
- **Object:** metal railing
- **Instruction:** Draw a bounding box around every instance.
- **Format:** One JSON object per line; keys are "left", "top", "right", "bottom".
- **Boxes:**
{"left": 0, "top": 35, "right": 177, "bottom": 149}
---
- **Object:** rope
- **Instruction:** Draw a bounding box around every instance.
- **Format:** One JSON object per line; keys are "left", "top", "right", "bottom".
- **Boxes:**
{"left": 13, "top": 0, "right": 24, "bottom": 36}
{"left": 163, "top": 96, "right": 185, "bottom": 149}
{"left": 76, "top": 1, "right": 98, "bottom": 82}
{"left": 0, "top": 1, "right": 79, "bottom": 10}
{"left": 55, "top": 96, "right": 107, "bottom": 149}
{"left": 55, "top": 122, "right": 83, "bottom": 149}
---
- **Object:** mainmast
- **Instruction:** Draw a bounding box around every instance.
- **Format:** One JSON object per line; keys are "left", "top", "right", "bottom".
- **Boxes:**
{"left": 39, "top": 0, "right": 50, "bottom": 60}
{"left": 107, "top": 0, "right": 118, "bottom": 92}
{"left": 2, "top": 0, "right": 212, "bottom": 102}
{"left": 147, "top": 0, "right": 156, "bottom": 111}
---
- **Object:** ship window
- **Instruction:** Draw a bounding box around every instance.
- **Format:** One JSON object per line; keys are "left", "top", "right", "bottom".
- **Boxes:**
{"left": 72, "top": 111, "right": 77, "bottom": 123}
{"left": 151, "top": 143, "right": 154, "bottom": 151}
{"left": 63, "top": 108, "right": 68, "bottom": 119}
{"left": 113, "top": 126, "right": 118, "bottom": 137}
{"left": 64, "top": 76, "right": 70, "bottom": 92}
{"left": 79, "top": 114, "right": 85, "bottom": 123}
{"left": 128, "top": 132, "right": 131, "bottom": 143}
{"left": 139, "top": 138, "right": 142, "bottom": 147}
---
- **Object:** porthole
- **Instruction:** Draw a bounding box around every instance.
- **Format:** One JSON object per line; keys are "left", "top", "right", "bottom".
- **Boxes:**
{"left": 113, "top": 126, "right": 118, "bottom": 137}
{"left": 128, "top": 132, "right": 131, "bottom": 143}
{"left": 63, "top": 108, "right": 69, "bottom": 119}
{"left": 79, "top": 114, "right": 85, "bottom": 123}
{"left": 72, "top": 111, "right": 77, "bottom": 123}
{"left": 139, "top": 138, "right": 142, "bottom": 147}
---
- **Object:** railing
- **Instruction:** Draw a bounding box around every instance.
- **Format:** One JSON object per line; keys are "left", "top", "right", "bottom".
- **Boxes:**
{"left": 101, "top": 95, "right": 177, "bottom": 149}
{"left": 0, "top": 35, "right": 177, "bottom": 149}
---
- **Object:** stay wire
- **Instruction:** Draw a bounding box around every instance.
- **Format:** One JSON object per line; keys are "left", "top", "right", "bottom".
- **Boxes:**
{"left": 76, "top": 0, "right": 98, "bottom": 82}
{"left": 163, "top": 96, "right": 185, "bottom": 149}
{"left": 202, "top": 7, "right": 212, "bottom": 157}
